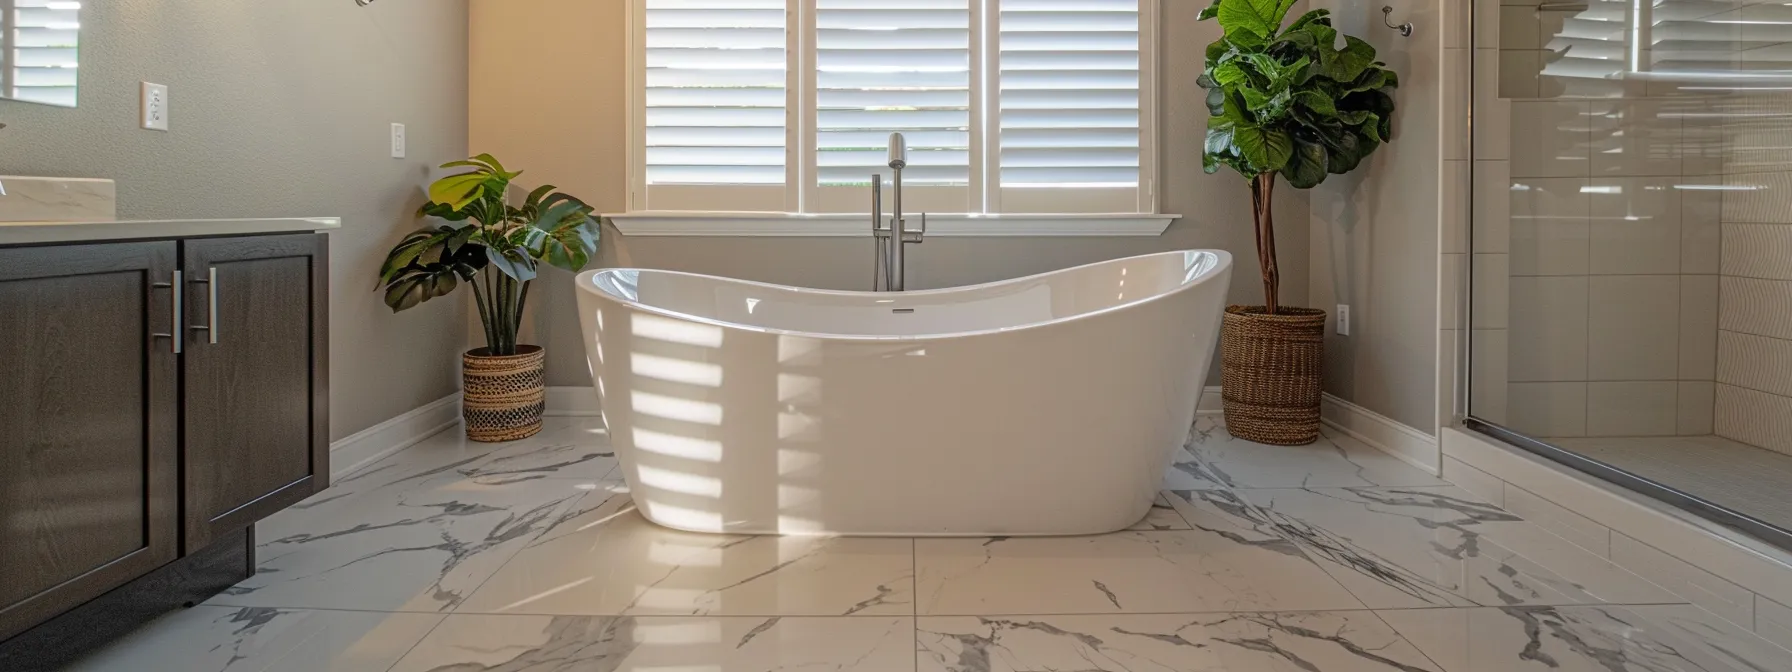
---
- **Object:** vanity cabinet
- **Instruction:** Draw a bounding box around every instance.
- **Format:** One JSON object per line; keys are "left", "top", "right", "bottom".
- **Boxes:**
{"left": 0, "top": 233, "right": 329, "bottom": 644}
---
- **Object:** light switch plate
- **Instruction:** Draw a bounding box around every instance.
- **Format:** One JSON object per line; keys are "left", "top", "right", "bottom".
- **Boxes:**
{"left": 390, "top": 123, "right": 406, "bottom": 158}
{"left": 140, "top": 82, "right": 169, "bottom": 131}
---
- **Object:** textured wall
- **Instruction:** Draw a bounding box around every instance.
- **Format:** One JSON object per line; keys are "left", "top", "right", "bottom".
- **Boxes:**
{"left": 1305, "top": 0, "right": 1449, "bottom": 435}
{"left": 471, "top": 0, "right": 1310, "bottom": 388}
{"left": 0, "top": 0, "right": 471, "bottom": 440}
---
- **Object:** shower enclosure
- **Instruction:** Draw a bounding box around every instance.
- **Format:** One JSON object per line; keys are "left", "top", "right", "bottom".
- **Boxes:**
{"left": 1466, "top": 0, "right": 1792, "bottom": 548}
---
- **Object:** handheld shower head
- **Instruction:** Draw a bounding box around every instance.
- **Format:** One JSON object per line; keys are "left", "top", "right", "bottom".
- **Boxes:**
{"left": 887, "top": 133, "right": 907, "bottom": 170}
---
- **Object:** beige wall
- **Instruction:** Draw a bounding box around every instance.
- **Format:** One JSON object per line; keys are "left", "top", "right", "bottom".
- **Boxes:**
{"left": 1307, "top": 0, "right": 1452, "bottom": 434}
{"left": 1, "top": 0, "right": 472, "bottom": 441}
{"left": 471, "top": 0, "right": 1310, "bottom": 388}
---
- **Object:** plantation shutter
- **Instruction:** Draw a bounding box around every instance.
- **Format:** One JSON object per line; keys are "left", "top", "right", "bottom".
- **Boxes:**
{"left": 813, "top": 0, "right": 973, "bottom": 212}
{"left": 642, "top": 0, "right": 788, "bottom": 210}
{"left": 7, "top": 0, "right": 80, "bottom": 107}
{"left": 996, "top": 0, "right": 1143, "bottom": 212}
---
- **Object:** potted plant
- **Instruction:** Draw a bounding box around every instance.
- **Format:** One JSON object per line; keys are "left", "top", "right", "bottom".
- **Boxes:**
{"left": 1197, "top": 0, "right": 1397, "bottom": 445}
{"left": 377, "top": 154, "right": 601, "bottom": 442}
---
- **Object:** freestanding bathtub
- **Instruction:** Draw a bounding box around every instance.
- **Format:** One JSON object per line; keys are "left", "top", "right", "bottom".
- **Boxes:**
{"left": 574, "top": 250, "right": 1232, "bottom": 536}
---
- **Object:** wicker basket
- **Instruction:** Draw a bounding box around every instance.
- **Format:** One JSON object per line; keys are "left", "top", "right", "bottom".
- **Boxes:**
{"left": 1221, "top": 306, "right": 1327, "bottom": 446}
{"left": 463, "top": 345, "right": 547, "bottom": 442}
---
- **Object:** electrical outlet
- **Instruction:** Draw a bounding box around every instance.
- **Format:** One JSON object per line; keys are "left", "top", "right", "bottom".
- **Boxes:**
{"left": 1336, "top": 304, "right": 1351, "bottom": 336}
{"left": 390, "top": 123, "right": 407, "bottom": 159}
{"left": 140, "top": 82, "right": 169, "bottom": 131}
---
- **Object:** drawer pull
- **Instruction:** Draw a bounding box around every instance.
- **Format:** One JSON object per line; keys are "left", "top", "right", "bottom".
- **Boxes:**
{"left": 190, "top": 267, "right": 219, "bottom": 344}
{"left": 151, "top": 270, "right": 182, "bottom": 354}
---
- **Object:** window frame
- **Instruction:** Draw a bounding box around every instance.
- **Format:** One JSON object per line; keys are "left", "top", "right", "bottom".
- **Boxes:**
{"left": 620, "top": 0, "right": 1168, "bottom": 235}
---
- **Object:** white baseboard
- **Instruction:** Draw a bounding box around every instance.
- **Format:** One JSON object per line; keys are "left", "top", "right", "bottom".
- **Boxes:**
{"left": 1319, "top": 393, "right": 1441, "bottom": 474}
{"left": 546, "top": 386, "right": 602, "bottom": 417}
{"left": 1197, "top": 385, "right": 1224, "bottom": 414}
{"left": 329, "top": 393, "right": 461, "bottom": 480}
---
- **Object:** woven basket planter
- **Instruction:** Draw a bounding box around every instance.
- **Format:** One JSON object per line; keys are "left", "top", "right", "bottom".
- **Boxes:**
{"left": 1220, "top": 306, "right": 1326, "bottom": 446}
{"left": 463, "top": 345, "right": 547, "bottom": 442}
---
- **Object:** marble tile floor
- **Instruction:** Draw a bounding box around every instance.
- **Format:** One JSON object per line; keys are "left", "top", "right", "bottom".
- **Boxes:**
{"left": 64, "top": 415, "right": 1792, "bottom": 671}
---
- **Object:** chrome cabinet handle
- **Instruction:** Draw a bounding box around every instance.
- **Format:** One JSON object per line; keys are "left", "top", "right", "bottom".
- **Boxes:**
{"left": 190, "top": 267, "right": 219, "bottom": 344}
{"left": 152, "top": 270, "right": 182, "bottom": 354}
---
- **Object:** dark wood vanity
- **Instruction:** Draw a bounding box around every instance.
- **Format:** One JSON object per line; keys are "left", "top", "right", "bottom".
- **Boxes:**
{"left": 0, "top": 226, "right": 331, "bottom": 663}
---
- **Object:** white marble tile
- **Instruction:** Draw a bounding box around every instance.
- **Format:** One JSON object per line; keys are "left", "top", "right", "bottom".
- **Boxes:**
{"left": 1503, "top": 485, "right": 1611, "bottom": 557}
{"left": 1757, "top": 595, "right": 1792, "bottom": 651}
{"left": 334, "top": 416, "right": 619, "bottom": 496}
{"left": 1127, "top": 493, "right": 1190, "bottom": 531}
{"left": 215, "top": 460, "right": 595, "bottom": 612}
{"left": 1444, "top": 455, "right": 1507, "bottom": 508}
{"left": 1380, "top": 604, "right": 1792, "bottom": 672}
{"left": 1237, "top": 486, "right": 1678, "bottom": 609}
{"left": 458, "top": 488, "right": 915, "bottom": 617}
{"left": 69, "top": 606, "right": 442, "bottom": 672}
{"left": 915, "top": 491, "right": 1365, "bottom": 615}
{"left": 1611, "top": 532, "right": 1754, "bottom": 629}
{"left": 1186, "top": 417, "right": 1449, "bottom": 489}
{"left": 0, "top": 176, "right": 116, "bottom": 222}
{"left": 917, "top": 612, "right": 1440, "bottom": 672}
{"left": 1162, "top": 427, "right": 1232, "bottom": 490}
{"left": 387, "top": 614, "right": 916, "bottom": 672}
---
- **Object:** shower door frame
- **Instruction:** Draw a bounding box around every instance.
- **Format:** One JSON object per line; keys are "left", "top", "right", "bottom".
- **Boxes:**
{"left": 1456, "top": 0, "right": 1792, "bottom": 552}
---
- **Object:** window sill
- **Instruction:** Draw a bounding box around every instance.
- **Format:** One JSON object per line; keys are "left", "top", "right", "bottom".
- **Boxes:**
{"left": 603, "top": 212, "right": 1180, "bottom": 237}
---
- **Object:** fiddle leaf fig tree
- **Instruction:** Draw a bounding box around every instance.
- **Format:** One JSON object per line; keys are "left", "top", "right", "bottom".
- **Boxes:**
{"left": 376, "top": 154, "right": 601, "bottom": 356}
{"left": 1198, "top": 0, "right": 1397, "bottom": 314}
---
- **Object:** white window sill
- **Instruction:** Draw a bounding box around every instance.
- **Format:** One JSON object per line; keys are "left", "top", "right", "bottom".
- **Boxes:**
{"left": 603, "top": 212, "right": 1180, "bottom": 237}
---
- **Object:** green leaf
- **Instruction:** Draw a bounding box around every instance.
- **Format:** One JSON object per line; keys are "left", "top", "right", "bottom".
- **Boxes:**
{"left": 383, "top": 276, "right": 429, "bottom": 312}
{"left": 1234, "top": 126, "right": 1293, "bottom": 172}
{"left": 1322, "top": 35, "right": 1377, "bottom": 82}
{"left": 1296, "top": 91, "right": 1337, "bottom": 117}
{"left": 428, "top": 172, "right": 487, "bottom": 211}
{"left": 1198, "top": 0, "right": 1223, "bottom": 21}
{"left": 1281, "top": 137, "right": 1329, "bottom": 188}
{"left": 1216, "top": 0, "right": 1300, "bottom": 39}
{"left": 1213, "top": 62, "right": 1251, "bottom": 87}
{"left": 1286, "top": 8, "right": 1331, "bottom": 33}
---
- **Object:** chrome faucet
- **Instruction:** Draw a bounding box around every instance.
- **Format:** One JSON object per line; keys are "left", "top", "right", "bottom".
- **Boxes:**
{"left": 871, "top": 133, "right": 925, "bottom": 291}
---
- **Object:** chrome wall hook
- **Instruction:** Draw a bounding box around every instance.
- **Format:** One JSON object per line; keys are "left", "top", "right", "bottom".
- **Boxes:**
{"left": 1382, "top": 6, "right": 1413, "bottom": 37}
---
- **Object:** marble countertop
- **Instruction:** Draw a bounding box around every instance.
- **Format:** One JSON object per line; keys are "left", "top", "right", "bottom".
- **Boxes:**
{"left": 0, "top": 217, "right": 341, "bottom": 246}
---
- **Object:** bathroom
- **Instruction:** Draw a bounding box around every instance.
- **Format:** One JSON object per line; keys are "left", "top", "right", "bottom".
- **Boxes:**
{"left": 2, "top": 0, "right": 1791, "bottom": 669}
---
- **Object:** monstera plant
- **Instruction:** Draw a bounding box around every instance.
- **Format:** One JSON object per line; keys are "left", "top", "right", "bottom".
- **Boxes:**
{"left": 1197, "top": 0, "right": 1397, "bottom": 445}
{"left": 377, "top": 154, "right": 601, "bottom": 442}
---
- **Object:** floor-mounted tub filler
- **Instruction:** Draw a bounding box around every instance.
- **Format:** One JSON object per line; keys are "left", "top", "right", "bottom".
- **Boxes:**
{"left": 574, "top": 249, "right": 1233, "bottom": 536}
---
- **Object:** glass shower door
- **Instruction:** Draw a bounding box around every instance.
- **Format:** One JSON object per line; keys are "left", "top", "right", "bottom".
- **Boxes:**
{"left": 1467, "top": 0, "right": 1792, "bottom": 547}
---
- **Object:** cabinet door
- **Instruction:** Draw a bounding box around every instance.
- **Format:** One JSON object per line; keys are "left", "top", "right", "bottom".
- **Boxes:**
{"left": 182, "top": 234, "right": 329, "bottom": 553}
{"left": 0, "top": 242, "right": 180, "bottom": 642}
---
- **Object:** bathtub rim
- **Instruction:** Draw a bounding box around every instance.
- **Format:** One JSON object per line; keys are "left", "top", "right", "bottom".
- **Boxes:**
{"left": 574, "top": 249, "right": 1233, "bottom": 343}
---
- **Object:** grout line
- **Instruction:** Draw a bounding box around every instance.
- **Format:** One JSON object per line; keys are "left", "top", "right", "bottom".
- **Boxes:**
{"left": 188, "top": 603, "right": 1703, "bottom": 621}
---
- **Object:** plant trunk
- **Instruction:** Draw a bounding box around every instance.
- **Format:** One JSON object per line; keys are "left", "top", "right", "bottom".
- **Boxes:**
{"left": 1250, "top": 172, "right": 1281, "bottom": 315}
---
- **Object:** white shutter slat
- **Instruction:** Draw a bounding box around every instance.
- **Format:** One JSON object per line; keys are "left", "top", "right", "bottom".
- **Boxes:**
{"left": 644, "top": 0, "right": 787, "bottom": 187}
{"left": 998, "top": 0, "right": 1141, "bottom": 188}
{"left": 9, "top": 0, "right": 80, "bottom": 107}
{"left": 816, "top": 0, "right": 972, "bottom": 188}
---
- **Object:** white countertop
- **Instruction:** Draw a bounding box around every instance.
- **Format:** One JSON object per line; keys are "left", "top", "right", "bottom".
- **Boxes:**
{"left": 0, "top": 217, "right": 341, "bottom": 246}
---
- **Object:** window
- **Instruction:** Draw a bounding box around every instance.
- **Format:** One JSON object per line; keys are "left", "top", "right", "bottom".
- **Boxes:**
{"left": 4, "top": 0, "right": 81, "bottom": 107}
{"left": 628, "top": 0, "right": 1156, "bottom": 217}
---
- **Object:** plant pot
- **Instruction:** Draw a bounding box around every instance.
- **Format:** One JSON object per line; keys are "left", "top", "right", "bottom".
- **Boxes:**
{"left": 1220, "top": 305, "right": 1326, "bottom": 446}
{"left": 462, "top": 345, "right": 546, "bottom": 442}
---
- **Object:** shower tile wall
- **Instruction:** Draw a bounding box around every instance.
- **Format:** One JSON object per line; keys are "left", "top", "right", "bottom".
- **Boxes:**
{"left": 1717, "top": 103, "right": 1792, "bottom": 455}
{"left": 1477, "top": 0, "right": 1725, "bottom": 439}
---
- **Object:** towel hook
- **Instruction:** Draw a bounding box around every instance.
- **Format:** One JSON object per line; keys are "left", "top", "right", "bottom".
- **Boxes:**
{"left": 1382, "top": 6, "right": 1413, "bottom": 37}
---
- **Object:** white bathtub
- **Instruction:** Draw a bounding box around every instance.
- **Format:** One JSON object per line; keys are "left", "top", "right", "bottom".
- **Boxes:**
{"left": 574, "top": 250, "right": 1232, "bottom": 536}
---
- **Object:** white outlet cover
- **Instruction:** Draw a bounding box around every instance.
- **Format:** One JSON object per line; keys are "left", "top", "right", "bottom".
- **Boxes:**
{"left": 140, "top": 82, "right": 169, "bottom": 131}
{"left": 390, "top": 123, "right": 406, "bottom": 159}
{"left": 1336, "top": 304, "right": 1351, "bottom": 336}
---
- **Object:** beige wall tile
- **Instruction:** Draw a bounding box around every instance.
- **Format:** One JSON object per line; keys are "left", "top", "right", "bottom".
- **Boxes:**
{"left": 1757, "top": 596, "right": 1792, "bottom": 651}
{"left": 1508, "top": 382, "right": 1588, "bottom": 437}
{"left": 1510, "top": 276, "right": 1589, "bottom": 381}
{"left": 1680, "top": 381, "right": 1716, "bottom": 436}
{"left": 1715, "top": 383, "right": 1792, "bottom": 456}
{"left": 1474, "top": 55, "right": 1511, "bottom": 161}
{"left": 1722, "top": 172, "right": 1792, "bottom": 224}
{"left": 1474, "top": 160, "right": 1512, "bottom": 253}
{"left": 1717, "top": 331, "right": 1792, "bottom": 398}
{"left": 1442, "top": 161, "right": 1469, "bottom": 255}
{"left": 1587, "top": 382, "right": 1679, "bottom": 437}
{"left": 1510, "top": 178, "right": 1591, "bottom": 275}
{"left": 1681, "top": 275, "right": 1720, "bottom": 380}
{"left": 1472, "top": 329, "right": 1511, "bottom": 424}
{"left": 1720, "top": 277, "right": 1792, "bottom": 341}
{"left": 1590, "top": 100, "right": 1684, "bottom": 178}
{"left": 1681, "top": 183, "right": 1723, "bottom": 274}
{"left": 1589, "top": 178, "right": 1681, "bottom": 275}
{"left": 1472, "top": 253, "right": 1510, "bottom": 330}
{"left": 1506, "top": 484, "right": 1610, "bottom": 557}
{"left": 1722, "top": 223, "right": 1792, "bottom": 281}
{"left": 1511, "top": 101, "right": 1590, "bottom": 178}
{"left": 1443, "top": 455, "right": 1505, "bottom": 507}
{"left": 1588, "top": 275, "right": 1681, "bottom": 381}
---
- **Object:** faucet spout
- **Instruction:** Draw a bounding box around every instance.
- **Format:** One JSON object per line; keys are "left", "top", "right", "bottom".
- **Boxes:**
{"left": 870, "top": 133, "right": 924, "bottom": 292}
